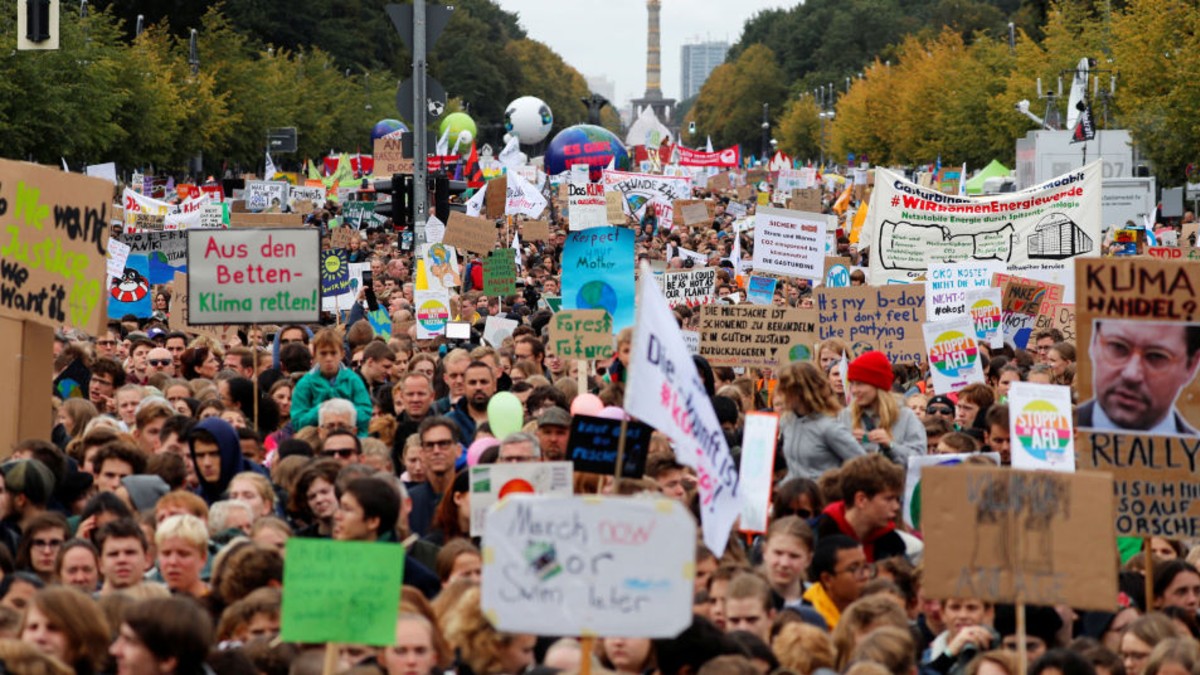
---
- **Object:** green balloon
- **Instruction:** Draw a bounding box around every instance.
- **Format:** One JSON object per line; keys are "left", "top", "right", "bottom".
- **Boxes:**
{"left": 439, "top": 112, "right": 477, "bottom": 153}
{"left": 487, "top": 392, "right": 524, "bottom": 439}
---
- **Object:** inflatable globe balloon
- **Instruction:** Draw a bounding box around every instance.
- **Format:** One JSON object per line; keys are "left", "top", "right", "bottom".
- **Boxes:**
{"left": 439, "top": 112, "right": 477, "bottom": 152}
{"left": 544, "top": 124, "right": 629, "bottom": 181}
{"left": 504, "top": 96, "right": 553, "bottom": 144}
{"left": 371, "top": 119, "right": 408, "bottom": 141}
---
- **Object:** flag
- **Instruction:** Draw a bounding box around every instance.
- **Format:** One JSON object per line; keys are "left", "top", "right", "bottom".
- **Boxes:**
{"left": 730, "top": 230, "right": 742, "bottom": 279}
{"left": 832, "top": 183, "right": 853, "bottom": 215}
{"left": 465, "top": 182, "right": 487, "bottom": 217}
{"left": 307, "top": 159, "right": 321, "bottom": 180}
{"left": 958, "top": 162, "right": 968, "bottom": 196}
{"left": 1143, "top": 214, "right": 1158, "bottom": 246}
{"left": 511, "top": 231, "right": 522, "bottom": 269}
{"left": 264, "top": 151, "right": 277, "bottom": 181}
{"left": 60, "top": 158, "right": 69, "bottom": 172}
{"left": 625, "top": 265, "right": 740, "bottom": 556}
{"left": 1071, "top": 99, "right": 1096, "bottom": 143}
{"left": 705, "top": 136, "right": 714, "bottom": 153}
{"left": 464, "top": 144, "right": 484, "bottom": 189}
{"left": 435, "top": 126, "right": 451, "bottom": 157}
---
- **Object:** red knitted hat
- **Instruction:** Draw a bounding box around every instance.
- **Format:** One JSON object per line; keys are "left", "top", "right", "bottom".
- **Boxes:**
{"left": 847, "top": 350, "right": 894, "bottom": 391}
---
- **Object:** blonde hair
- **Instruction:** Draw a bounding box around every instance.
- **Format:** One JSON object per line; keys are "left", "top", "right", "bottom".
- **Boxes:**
{"left": 0, "top": 639, "right": 72, "bottom": 675}
{"left": 849, "top": 626, "right": 915, "bottom": 674}
{"left": 833, "top": 595, "right": 910, "bottom": 669}
{"left": 849, "top": 381, "right": 900, "bottom": 433}
{"left": 773, "top": 622, "right": 836, "bottom": 674}
{"left": 776, "top": 361, "right": 839, "bottom": 416}
{"left": 440, "top": 586, "right": 525, "bottom": 675}
{"left": 229, "top": 472, "right": 276, "bottom": 511}
{"left": 155, "top": 514, "right": 209, "bottom": 554}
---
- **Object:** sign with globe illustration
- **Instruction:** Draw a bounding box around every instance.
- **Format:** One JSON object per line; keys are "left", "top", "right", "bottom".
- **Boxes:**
{"left": 562, "top": 227, "right": 635, "bottom": 331}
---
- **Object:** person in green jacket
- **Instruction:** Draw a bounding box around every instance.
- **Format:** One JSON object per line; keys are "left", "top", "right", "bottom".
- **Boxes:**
{"left": 290, "top": 328, "right": 373, "bottom": 435}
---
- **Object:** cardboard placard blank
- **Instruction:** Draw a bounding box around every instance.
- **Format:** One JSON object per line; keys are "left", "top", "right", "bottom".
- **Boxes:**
{"left": 605, "top": 192, "right": 625, "bottom": 224}
{"left": 485, "top": 175, "right": 507, "bottom": 219}
{"left": 229, "top": 212, "right": 305, "bottom": 228}
{"left": 679, "top": 201, "right": 712, "bottom": 227}
{"left": 443, "top": 212, "right": 497, "bottom": 254}
{"left": 330, "top": 227, "right": 358, "bottom": 249}
{"left": 521, "top": 220, "right": 551, "bottom": 241}
{"left": 707, "top": 172, "right": 731, "bottom": 192}
{"left": 921, "top": 465, "right": 1116, "bottom": 611}
{"left": 789, "top": 189, "right": 823, "bottom": 213}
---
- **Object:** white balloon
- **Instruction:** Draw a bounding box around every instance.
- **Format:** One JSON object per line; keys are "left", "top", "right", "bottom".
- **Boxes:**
{"left": 504, "top": 96, "right": 554, "bottom": 144}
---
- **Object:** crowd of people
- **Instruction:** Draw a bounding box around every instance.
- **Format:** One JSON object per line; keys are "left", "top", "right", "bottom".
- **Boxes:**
{"left": 15, "top": 173, "right": 1196, "bottom": 675}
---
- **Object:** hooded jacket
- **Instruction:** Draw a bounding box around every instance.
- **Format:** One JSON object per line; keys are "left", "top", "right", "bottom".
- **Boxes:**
{"left": 813, "top": 500, "right": 907, "bottom": 563}
{"left": 291, "top": 364, "right": 373, "bottom": 435}
{"left": 189, "top": 418, "right": 260, "bottom": 504}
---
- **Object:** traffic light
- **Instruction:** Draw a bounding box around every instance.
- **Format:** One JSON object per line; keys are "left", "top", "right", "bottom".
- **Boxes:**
{"left": 429, "top": 172, "right": 469, "bottom": 223}
{"left": 373, "top": 173, "right": 414, "bottom": 228}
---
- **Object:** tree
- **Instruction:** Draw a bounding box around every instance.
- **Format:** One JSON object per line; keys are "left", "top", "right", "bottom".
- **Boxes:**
{"left": 687, "top": 44, "right": 788, "bottom": 154}
{"left": 776, "top": 96, "right": 822, "bottom": 161}
{"left": 503, "top": 39, "right": 590, "bottom": 134}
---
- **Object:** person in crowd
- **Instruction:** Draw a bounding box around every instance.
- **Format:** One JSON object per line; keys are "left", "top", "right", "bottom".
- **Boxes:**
{"left": 838, "top": 351, "right": 926, "bottom": 462}
{"left": 776, "top": 361, "right": 864, "bottom": 480}
{"left": 802, "top": 535, "right": 870, "bottom": 629}
{"left": 291, "top": 328, "right": 373, "bottom": 435}
{"left": 19, "top": 587, "right": 111, "bottom": 675}
{"left": 812, "top": 454, "right": 906, "bottom": 563}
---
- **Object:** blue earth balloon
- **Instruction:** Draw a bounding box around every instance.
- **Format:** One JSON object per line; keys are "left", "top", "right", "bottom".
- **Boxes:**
{"left": 371, "top": 119, "right": 408, "bottom": 142}
{"left": 544, "top": 124, "right": 629, "bottom": 181}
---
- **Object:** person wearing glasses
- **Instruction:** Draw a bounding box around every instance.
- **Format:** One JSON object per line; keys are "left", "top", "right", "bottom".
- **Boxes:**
{"left": 320, "top": 430, "right": 362, "bottom": 466}
{"left": 94, "top": 326, "right": 121, "bottom": 359}
{"left": 406, "top": 417, "right": 463, "bottom": 537}
{"left": 1078, "top": 320, "right": 1200, "bottom": 435}
{"left": 801, "top": 534, "right": 869, "bottom": 629}
{"left": 496, "top": 432, "right": 539, "bottom": 463}
{"left": 145, "top": 347, "right": 176, "bottom": 378}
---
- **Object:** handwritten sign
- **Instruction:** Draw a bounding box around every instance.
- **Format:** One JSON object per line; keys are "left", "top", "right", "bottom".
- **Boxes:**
{"left": 923, "top": 317, "right": 985, "bottom": 394}
{"left": 788, "top": 188, "right": 822, "bottom": 213}
{"left": 481, "top": 495, "right": 696, "bottom": 637}
{"left": 566, "top": 415, "right": 652, "bottom": 478}
{"left": 1009, "top": 382, "right": 1075, "bottom": 472}
{"left": 469, "top": 462, "right": 573, "bottom": 537}
{"left": 699, "top": 304, "right": 819, "bottom": 368}
{"left": 562, "top": 228, "right": 635, "bottom": 332}
{"left": 678, "top": 201, "right": 711, "bottom": 227}
{"left": 752, "top": 207, "right": 829, "bottom": 279}
{"left": 483, "top": 249, "right": 517, "bottom": 296}
{"left": 926, "top": 261, "right": 1005, "bottom": 319}
{"left": 281, "top": 538, "right": 404, "bottom": 646}
{"left": 653, "top": 268, "right": 716, "bottom": 309}
{"left": 186, "top": 229, "right": 320, "bottom": 324}
{"left": 373, "top": 137, "right": 413, "bottom": 176}
{"left": 746, "top": 276, "right": 777, "bottom": 305}
{"left": 738, "top": 413, "right": 779, "bottom": 533}
{"left": 569, "top": 181, "right": 608, "bottom": 230}
{"left": 823, "top": 256, "right": 852, "bottom": 288}
{"left": 921, "top": 465, "right": 1116, "bottom": 611}
{"left": 330, "top": 226, "right": 358, "bottom": 250}
{"left": 816, "top": 286, "right": 927, "bottom": 366}
{"left": 549, "top": 309, "right": 614, "bottom": 360}
{"left": 444, "top": 212, "right": 497, "bottom": 255}
{"left": 0, "top": 159, "right": 111, "bottom": 334}
{"left": 605, "top": 192, "right": 625, "bottom": 225}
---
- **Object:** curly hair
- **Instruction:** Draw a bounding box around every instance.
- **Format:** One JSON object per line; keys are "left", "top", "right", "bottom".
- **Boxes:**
{"left": 440, "top": 586, "right": 526, "bottom": 675}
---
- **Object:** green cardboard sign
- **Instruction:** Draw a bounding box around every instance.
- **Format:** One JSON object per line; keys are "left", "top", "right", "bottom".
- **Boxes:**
{"left": 483, "top": 248, "right": 518, "bottom": 296}
{"left": 280, "top": 539, "right": 405, "bottom": 646}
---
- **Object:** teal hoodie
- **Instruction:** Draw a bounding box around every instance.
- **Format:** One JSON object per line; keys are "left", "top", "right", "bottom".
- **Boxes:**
{"left": 291, "top": 364, "right": 373, "bottom": 434}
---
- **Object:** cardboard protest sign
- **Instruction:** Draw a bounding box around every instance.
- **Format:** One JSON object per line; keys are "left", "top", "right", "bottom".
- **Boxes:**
{"left": 923, "top": 318, "right": 985, "bottom": 394}
{"left": 751, "top": 207, "right": 829, "bottom": 280}
{"left": 707, "top": 172, "right": 731, "bottom": 192}
{"left": 330, "top": 226, "right": 358, "bottom": 250}
{"left": 443, "top": 212, "right": 497, "bottom": 254}
{"left": 699, "top": 304, "right": 818, "bottom": 368}
{"left": 562, "top": 228, "right": 635, "bottom": 331}
{"left": 653, "top": 268, "right": 716, "bottom": 309}
{"left": 0, "top": 160, "right": 111, "bottom": 333}
{"left": 738, "top": 413, "right": 778, "bottom": 533}
{"left": 481, "top": 495, "right": 696, "bottom": 637}
{"left": 469, "top": 462, "right": 573, "bottom": 537}
{"left": 926, "top": 261, "right": 1006, "bottom": 320}
{"left": 281, "top": 538, "right": 404, "bottom": 646}
{"left": 568, "top": 181, "right": 607, "bottom": 230}
{"left": 964, "top": 287, "right": 1004, "bottom": 348}
{"left": 823, "top": 257, "right": 851, "bottom": 287}
{"left": 678, "top": 200, "right": 711, "bottom": 227}
{"left": 1049, "top": 303, "right": 1076, "bottom": 342}
{"left": 605, "top": 192, "right": 625, "bottom": 224}
{"left": 414, "top": 289, "right": 450, "bottom": 339}
{"left": 229, "top": 212, "right": 306, "bottom": 228}
{"left": 566, "top": 415, "right": 652, "bottom": 478}
{"left": 373, "top": 137, "right": 413, "bottom": 175}
{"left": 903, "top": 453, "right": 1000, "bottom": 530}
{"left": 521, "top": 220, "right": 551, "bottom": 242}
{"left": 816, "top": 286, "right": 927, "bottom": 366}
{"left": 185, "top": 230, "right": 320, "bottom": 324}
{"left": 483, "top": 249, "right": 517, "bottom": 296}
{"left": 1073, "top": 257, "right": 1200, "bottom": 538}
{"left": 549, "top": 310, "right": 614, "bottom": 360}
{"left": 168, "top": 273, "right": 238, "bottom": 343}
{"left": 1008, "top": 382, "right": 1075, "bottom": 471}
{"left": 746, "top": 276, "right": 777, "bottom": 305}
{"left": 921, "top": 465, "right": 1116, "bottom": 611}
{"left": 485, "top": 175, "right": 507, "bottom": 219}
{"left": 867, "top": 163, "right": 1101, "bottom": 291}
{"left": 482, "top": 315, "right": 518, "bottom": 347}
{"left": 999, "top": 275, "right": 1062, "bottom": 348}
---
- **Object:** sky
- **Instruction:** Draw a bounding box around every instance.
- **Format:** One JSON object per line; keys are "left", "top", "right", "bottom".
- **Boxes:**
{"left": 495, "top": 0, "right": 793, "bottom": 107}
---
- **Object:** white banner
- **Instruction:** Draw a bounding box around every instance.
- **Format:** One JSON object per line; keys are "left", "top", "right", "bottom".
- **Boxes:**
{"left": 568, "top": 181, "right": 607, "bottom": 230}
{"left": 867, "top": 163, "right": 1102, "bottom": 297}
{"left": 625, "top": 267, "right": 739, "bottom": 555}
{"left": 751, "top": 206, "right": 829, "bottom": 280}
{"left": 505, "top": 171, "right": 547, "bottom": 219}
{"left": 602, "top": 170, "right": 693, "bottom": 225}
{"left": 122, "top": 189, "right": 211, "bottom": 231}
{"left": 1009, "top": 382, "right": 1076, "bottom": 472}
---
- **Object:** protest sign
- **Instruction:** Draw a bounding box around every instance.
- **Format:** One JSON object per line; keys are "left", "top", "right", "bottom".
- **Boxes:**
{"left": 699, "top": 304, "right": 818, "bottom": 368}
{"left": 751, "top": 207, "right": 829, "bottom": 279}
{"left": 198, "top": 202, "right": 226, "bottom": 229}
{"left": 653, "top": 268, "right": 716, "bottom": 309}
{"left": 681, "top": 329, "right": 700, "bottom": 355}
{"left": 85, "top": 162, "right": 117, "bottom": 184}
{"left": 566, "top": 415, "right": 652, "bottom": 478}
{"left": 738, "top": 413, "right": 779, "bottom": 533}
{"left": 788, "top": 188, "right": 823, "bottom": 213}
{"left": 483, "top": 249, "right": 517, "bottom": 296}
{"left": 373, "top": 137, "right": 413, "bottom": 175}
{"left": 746, "top": 276, "right": 777, "bottom": 305}
{"left": 280, "top": 538, "right": 404, "bottom": 646}
{"left": 122, "top": 189, "right": 210, "bottom": 231}
{"left": 414, "top": 289, "right": 450, "bottom": 339}
{"left": 506, "top": 172, "right": 547, "bottom": 219}
{"left": 562, "top": 228, "right": 635, "bottom": 331}
{"left": 228, "top": 212, "right": 306, "bottom": 228}
{"left": 867, "top": 163, "right": 1102, "bottom": 292}
{"left": 469, "top": 462, "right": 573, "bottom": 537}
{"left": 169, "top": 273, "right": 239, "bottom": 343}
{"left": 106, "top": 239, "right": 131, "bottom": 281}
{"left": 323, "top": 261, "right": 369, "bottom": 313}
{"left": 568, "top": 181, "right": 607, "bottom": 230}
{"left": 921, "top": 465, "right": 1116, "bottom": 611}
{"left": 287, "top": 185, "right": 326, "bottom": 211}
{"left": 481, "top": 495, "right": 696, "bottom": 638}
{"left": 605, "top": 192, "right": 625, "bottom": 224}
{"left": 484, "top": 176, "right": 507, "bottom": 219}
{"left": 776, "top": 169, "right": 807, "bottom": 193}
{"left": 1049, "top": 303, "right": 1076, "bottom": 342}
{"left": 421, "top": 243, "right": 460, "bottom": 292}
{"left": 549, "top": 310, "right": 614, "bottom": 360}
{"left": 330, "top": 226, "right": 357, "bottom": 250}
{"left": 244, "top": 180, "right": 289, "bottom": 212}
{"left": 320, "top": 249, "right": 351, "bottom": 301}
{"left": 107, "top": 254, "right": 152, "bottom": 319}
{"left": 964, "top": 287, "right": 1004, "bottom": 348}
{"left": 1000, "top": 275, "right": 1061, "bottom": 348}
{"left": 444, "top": 212, "right": 497, "bottom": 254}
{"left": 903, "top": 453, "right": 1000, "bottom": 530}
{"left": 707, "top": 172, "right": 731, "bottom": 192}
{"left": 727, "top": 202, "right": 747, "bottom": 219}
{"left": 816, "top": 286, "right": 927, "bottom": 366}
{"left": 926, "top": 261, "right": 1006, "bottom": 319}
{"left": 1071, "top": 257, "right": 1200, "bottom": 537}
{"left": 1008, "top": 382, "right": 1075, "bottom": 471}
{"left": 603, "top": 170, "right": 692, "bottom": 225}
{"left": 186, "top": 229, "right": 321, "bottom": 324}
{"left": 482, "top": 315, "right": 518, "bottom": 348}
{"left": 923, "top": 317, "right": 985, "bottom": 394}
{"left": 0, "top": 159, "right": 111, "bottom": 331}
{"left": 679, "top": 201, "right": 711, "bottom": 227}
{"left": 521, "top": 220, "right": 551, "bottom": 242}
{"left": 823, "top": 257, "right": 851, "bottom": 288}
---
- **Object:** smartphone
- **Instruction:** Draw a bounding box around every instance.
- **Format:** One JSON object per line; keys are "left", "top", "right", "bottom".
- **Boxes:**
{"left": 362, "top": 271, "right": 379, "bottom": 311}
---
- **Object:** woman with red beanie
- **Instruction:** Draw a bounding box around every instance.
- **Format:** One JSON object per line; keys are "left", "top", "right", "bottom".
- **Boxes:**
{"left": 836, "top": 351, "right": 927, "bottom": 463}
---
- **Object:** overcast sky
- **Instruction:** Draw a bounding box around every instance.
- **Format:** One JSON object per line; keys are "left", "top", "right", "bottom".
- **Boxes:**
{"left": 495, "top": 0, "right": 793, "bottom": 107}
